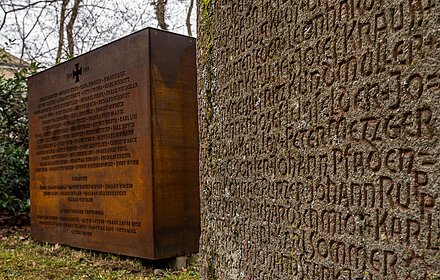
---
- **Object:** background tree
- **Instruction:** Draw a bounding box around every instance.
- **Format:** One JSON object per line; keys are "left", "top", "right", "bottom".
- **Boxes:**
{"left": 186, "top": 0, "right": 194, "bottom": 36}
{"left": 56, "top": 0, "right": 83, "bottom": 61}
{"left": 0, "top": 0, "right": 196, "bottom": 66}
{"left": 152, "top": 0, "right": 168, "bottom": 30}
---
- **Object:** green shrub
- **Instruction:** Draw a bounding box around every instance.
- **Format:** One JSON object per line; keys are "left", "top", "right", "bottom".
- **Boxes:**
{"left": 0, "top": 61, "right": 38, "bottom": 214}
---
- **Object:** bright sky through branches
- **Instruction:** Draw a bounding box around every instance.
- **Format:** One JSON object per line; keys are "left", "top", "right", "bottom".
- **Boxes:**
{"left": 0, "top": 0, "right": 196, "bottom": 66}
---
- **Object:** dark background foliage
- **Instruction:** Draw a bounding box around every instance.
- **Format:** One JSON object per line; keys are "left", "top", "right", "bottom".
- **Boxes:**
{"left": 0, "top": 59, "right": 37, "bottom": 214}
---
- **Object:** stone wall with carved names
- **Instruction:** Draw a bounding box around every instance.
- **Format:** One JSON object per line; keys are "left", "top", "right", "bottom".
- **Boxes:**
{"left": 197, "top": 1, "right": 440, "bottom": 279}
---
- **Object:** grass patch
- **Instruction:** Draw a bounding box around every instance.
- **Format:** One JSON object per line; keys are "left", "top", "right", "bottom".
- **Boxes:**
{"left": 0, "top": 231, "right": 198, "bottom": 280}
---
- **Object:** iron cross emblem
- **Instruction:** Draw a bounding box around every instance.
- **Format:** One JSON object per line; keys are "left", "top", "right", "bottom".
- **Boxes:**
{"left": 73, "top": 63, "right": 82, "bottom": 82}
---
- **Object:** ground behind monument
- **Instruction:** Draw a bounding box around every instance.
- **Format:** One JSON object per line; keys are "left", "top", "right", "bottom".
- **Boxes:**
{"left": 0, "top": 216, "right": 198, "bottom": 280}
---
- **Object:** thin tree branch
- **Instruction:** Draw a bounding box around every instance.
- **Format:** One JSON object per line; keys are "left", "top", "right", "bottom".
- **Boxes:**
{"left": 153, "top": 0, "right": 168, "bottom": 30}
{"left": 56, "top": 0, "right": 69, "bottom": 61}
{"left": 186, "top": 0, "right": 193, "bottom": 36}
{"left": 66, "top": 0, "right": 81, "bottom": 57}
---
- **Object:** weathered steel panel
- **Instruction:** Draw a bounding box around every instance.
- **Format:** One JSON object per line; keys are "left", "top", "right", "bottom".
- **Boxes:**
{"left": 28, "top": 28, "right": 199, "bottom": 259}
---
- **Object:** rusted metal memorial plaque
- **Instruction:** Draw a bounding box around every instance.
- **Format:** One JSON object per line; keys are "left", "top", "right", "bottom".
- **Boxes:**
{"left": 28, "top": 28, "right": 199, "bottom": 259}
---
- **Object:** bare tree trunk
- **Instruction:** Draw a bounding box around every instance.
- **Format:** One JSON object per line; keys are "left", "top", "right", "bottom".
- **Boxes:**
{"left": 66, "top": 0, "right": 81, "bottom": 57}
{"left": 186, "top": 0, "right": 193, "bottom": 37}
{"left": 154, "top": 0, "right": 168, "bottom": 30}
{"left": 56, "top": 0, "right": 69, "bottom": 62}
